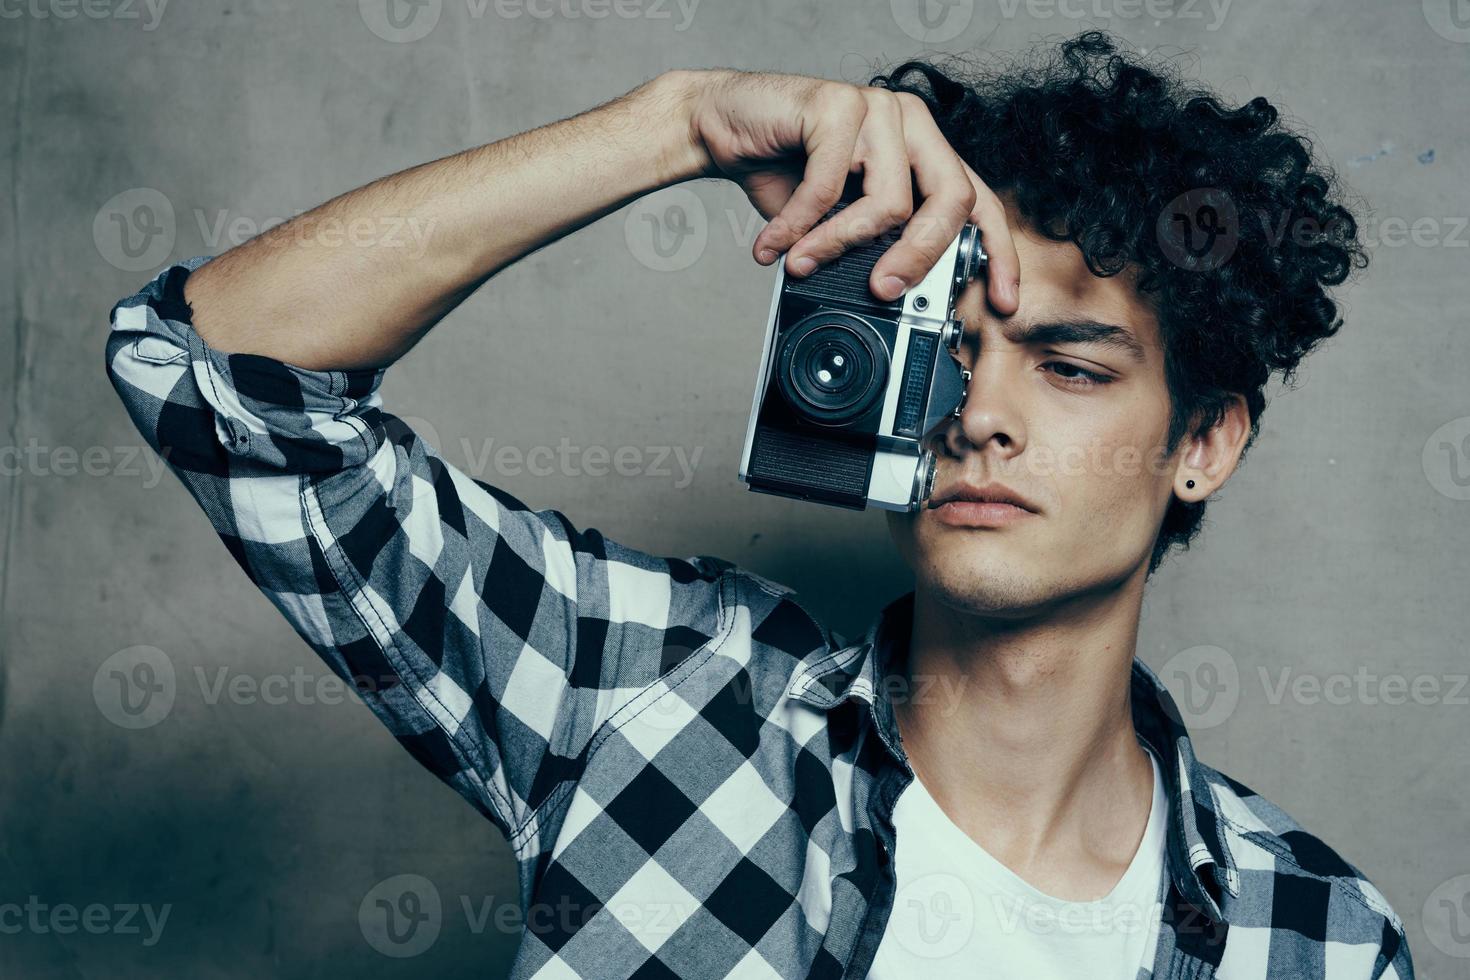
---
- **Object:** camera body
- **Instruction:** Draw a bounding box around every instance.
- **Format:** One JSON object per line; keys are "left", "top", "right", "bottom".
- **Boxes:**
{"left": 738, "top": 184, "right": 986, "bottom": 511}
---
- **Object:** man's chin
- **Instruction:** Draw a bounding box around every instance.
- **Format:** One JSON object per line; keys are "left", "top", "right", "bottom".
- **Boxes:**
{"left": 916, "top": 556, "right": 1056, "bottom": 619}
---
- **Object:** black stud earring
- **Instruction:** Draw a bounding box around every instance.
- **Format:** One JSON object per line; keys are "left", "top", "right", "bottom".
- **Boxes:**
{"left": 1186, "top": 479, "right": 1196, "bottom": 489}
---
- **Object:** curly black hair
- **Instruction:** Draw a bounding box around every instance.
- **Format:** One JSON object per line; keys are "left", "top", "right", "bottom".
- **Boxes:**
{"left": 869, "top": 31, "right": 1368, "bottom": 576}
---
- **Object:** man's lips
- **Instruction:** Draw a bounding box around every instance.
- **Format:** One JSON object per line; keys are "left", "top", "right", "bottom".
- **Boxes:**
{"left": 926, "top": 479, "right": 1041, "bottom": 528}
{"left": 929, "top": 499, "right": 1037, "bottom": 528}
{"left": 927, "top": 480, "right": 1041, "bottom": 514}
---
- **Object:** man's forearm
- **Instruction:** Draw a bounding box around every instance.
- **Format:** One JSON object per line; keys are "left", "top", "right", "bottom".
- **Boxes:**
{"left": 182, "top": 69, "right": 710, "bottom": 372}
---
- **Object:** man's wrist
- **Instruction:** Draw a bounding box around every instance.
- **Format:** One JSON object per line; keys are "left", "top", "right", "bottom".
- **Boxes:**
{"left": 641, "top": 68, "right": 720, "bottom": 187}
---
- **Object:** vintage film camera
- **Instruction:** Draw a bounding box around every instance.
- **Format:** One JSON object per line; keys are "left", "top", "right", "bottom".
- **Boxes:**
{"left": 738, "top": 179, "right": 987, "bottom": 511}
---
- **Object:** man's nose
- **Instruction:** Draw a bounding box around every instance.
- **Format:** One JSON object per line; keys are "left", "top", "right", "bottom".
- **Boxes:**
{"left": 934, "top": 342, "right": 1027, "bottom": 460}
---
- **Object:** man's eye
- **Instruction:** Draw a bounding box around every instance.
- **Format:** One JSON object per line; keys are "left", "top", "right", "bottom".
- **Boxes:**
{"left": 1043, "top": 361, "right": 1112, "bottom": 387}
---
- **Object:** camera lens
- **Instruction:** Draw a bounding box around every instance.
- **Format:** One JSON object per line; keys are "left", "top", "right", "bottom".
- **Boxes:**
{"left": 776, "top": 313, "right": 888, "bottom": 425}
{"left": 806, "top": 342, "right": 854, "bottom": 391}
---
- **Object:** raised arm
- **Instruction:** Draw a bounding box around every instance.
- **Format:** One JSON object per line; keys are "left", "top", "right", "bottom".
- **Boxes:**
{"left": 181, "top": 70, "right": 707, "bottom": 370}
{"left": 181, "top": 68, "right": 1020, "bottom": 372}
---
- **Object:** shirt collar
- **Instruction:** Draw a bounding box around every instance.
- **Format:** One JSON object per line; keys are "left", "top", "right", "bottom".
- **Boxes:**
{"left": 784, "top": 589, "right": 1240, "bottom": 923}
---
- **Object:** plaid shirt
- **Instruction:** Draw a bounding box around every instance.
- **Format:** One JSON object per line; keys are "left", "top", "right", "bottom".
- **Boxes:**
{"left": 105, "top": 257, "right": 1414, "bottom": 980}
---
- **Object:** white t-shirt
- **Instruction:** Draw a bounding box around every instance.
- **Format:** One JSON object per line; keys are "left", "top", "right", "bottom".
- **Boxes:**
{"left": 869, "top": 747, "right": 1167, "bottom": 979}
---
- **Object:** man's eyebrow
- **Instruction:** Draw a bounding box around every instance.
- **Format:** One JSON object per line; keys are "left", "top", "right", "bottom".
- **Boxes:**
{"left": 993, "top": 319, "right": 1150, "bottom": 364}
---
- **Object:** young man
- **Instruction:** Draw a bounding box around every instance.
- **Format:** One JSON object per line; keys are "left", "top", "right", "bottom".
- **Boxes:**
{"left": 104, "top": 32, "right": 1411, "bottom": 980}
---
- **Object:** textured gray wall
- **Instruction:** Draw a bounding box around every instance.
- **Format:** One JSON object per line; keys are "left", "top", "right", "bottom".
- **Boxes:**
{"left": 2, "top": 1, "right": 1467, "bottom": 976}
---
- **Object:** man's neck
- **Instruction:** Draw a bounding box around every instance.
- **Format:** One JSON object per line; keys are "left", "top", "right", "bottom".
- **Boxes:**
{"left": 892, "top": 568, "right": 1157, "bottom": 902}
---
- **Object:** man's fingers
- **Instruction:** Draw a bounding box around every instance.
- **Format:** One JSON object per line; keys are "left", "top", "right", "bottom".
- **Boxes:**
{"left": 744, "top": 172, "right": 802, "bottom": 258}
{"left": 745, "top": 83, "right": 1021, "bottom": 314}
{"left": 781, "top": 90, "right": 913, "bottom": 285}
{"left": 960, "top": 159, "right": 1021, "bottom": 314}
{"left": 865, "top": 93, "right": 983, "bottom": 306}
{"left": 751, "top": 86, "right": 866, "bottom": 263}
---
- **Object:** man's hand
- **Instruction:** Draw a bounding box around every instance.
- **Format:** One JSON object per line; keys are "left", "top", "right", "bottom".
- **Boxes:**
{"left": 671, "top": 68, "right": 1020, "bottom": 312}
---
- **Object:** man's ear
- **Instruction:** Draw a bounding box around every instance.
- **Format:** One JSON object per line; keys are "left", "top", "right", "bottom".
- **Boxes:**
{"left": 1174, "top": 394, "right": 1251, "bottom": 502}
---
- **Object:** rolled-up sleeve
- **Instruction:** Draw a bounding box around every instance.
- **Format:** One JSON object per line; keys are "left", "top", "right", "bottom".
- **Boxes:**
{"left": 104, "top": 257, "right": 732, "bottom": 846}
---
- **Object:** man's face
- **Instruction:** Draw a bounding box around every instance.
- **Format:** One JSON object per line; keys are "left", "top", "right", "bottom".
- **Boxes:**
{"left": 886, "top": 214, "right": 1183, "bottom": 616}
